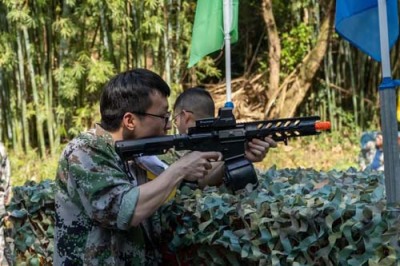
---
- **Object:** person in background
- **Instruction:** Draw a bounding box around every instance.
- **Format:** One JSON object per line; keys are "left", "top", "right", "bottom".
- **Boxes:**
{"left": 359, "top": 132, "right": 384, "bottom": 171}
{"left": 172, "top": 86, "right": 277, "bottom": 187}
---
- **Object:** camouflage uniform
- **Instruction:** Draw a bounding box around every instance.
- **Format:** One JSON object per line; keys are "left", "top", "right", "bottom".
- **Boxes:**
{"left": 0, "top": 143, "right": 11, "bottom": 266}
{"left": 54, "top": 124, "right": 161, "bottom": 265}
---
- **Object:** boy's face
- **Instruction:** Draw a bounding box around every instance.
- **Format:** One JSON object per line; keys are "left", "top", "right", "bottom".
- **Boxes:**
{"left": 173, "top": 108, "right": 196, "bottom": 134}
{"left": 131, "top": 91, "right": 171, "bottom": 138}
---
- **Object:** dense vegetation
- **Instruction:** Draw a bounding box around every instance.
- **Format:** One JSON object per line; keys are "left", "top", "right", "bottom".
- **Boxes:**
{"left": 0, "top": 0, "right": 395, "bottom": 160}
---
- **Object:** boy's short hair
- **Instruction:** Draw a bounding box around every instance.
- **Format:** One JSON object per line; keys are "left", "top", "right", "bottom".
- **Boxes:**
{"left": 173, "top": 87, "right": 215, "bottom": 119}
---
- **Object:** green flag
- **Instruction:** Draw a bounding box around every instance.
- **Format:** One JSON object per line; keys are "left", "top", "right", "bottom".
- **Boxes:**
{"left": 188, "top": 0, "right": 239, "bottom": 68}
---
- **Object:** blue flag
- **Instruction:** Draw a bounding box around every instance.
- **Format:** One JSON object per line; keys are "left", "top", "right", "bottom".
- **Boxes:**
{"left": 335, "top": 0, "right": 399, "bottom": 61}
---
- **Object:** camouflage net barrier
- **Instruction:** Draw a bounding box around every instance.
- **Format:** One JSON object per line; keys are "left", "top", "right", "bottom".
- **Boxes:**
{"left": 2, "top": 180, "right": 55, "bottom": 265}
{"left": 2, "top": 167, "right": 400, "bottom": 265}
{"left": 160, "top": 167, "right": 400, "bottom": 265}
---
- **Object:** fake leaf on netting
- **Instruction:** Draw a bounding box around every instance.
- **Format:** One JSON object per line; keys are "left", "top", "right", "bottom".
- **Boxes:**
{"left": 269, "top": 182, "right": 288, "bottom": 196}
{"left": 338, "top": 244, "right": 357, "bottom": 261}
{"left": 370, "top": 186, "right": 385, "bottom": 203}
{"left": 10, "top": 209, "right": 28, "bottom": 218}
{"left": 169, "top": 234, "right": 183, "bottom": 251}
{"left": 29, "top": 190, "right": 44, "bottom": 203}
{"left": 197, "top": 230, "right": 218, "bottom": 244}
{"left": 279, "top": 233, "right": 292, "bottom": 254}
{"left": 237, "top": 203, "right": 257, "bottom": 218}
{"left": 46, "top": 224, "right": 54, "bottom": 238}
{"left": 201, "top": 196, "right": 223, "bottom": 211}
{"left": 28, "top": 256, "right": 40, "bottom": 266}
{"left": 225, "top": 251, "right": 241, "bottom": 266}
{"left": 205, "top": 248, "right": 225, "bottom": 265}
{"left": 254, "top": 191, "right": 275, "bottom": 209}
{"left": 215, "top": 230, "right": 241, "bottom": 253}
{"left": 198, "top": 220, "right": 213, "bottom": 232}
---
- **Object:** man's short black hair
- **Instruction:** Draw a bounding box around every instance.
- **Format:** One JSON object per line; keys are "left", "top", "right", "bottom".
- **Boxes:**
{"left": 100, "top": 68, "right": 170, "bottom": 131}
{"left": 173, "top": 86, "right": 215, "bottom": 119}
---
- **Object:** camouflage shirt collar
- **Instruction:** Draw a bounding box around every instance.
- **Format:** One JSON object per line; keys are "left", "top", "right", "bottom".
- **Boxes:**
{"left": 94, "top": 123, "right": 115, "bottom": 146}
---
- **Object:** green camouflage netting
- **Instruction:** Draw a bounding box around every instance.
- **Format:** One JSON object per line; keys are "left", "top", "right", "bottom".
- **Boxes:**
{"left": 2, "top": 167, "right": 400, "bottom": 265}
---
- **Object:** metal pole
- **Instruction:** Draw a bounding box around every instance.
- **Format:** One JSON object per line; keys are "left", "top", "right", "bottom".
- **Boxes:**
{"left": 377, "top": 0, "right": 400, "bottom": 204}
{"left": 223, "top": 0, "right": 233, "bottom": 106}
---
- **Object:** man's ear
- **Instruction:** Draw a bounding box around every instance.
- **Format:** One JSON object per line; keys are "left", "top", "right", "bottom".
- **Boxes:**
{"left": 122, "top": 112, "right": 136, "bottom": 131}
{"left": 183, "top": 110, "right": 195, "bottom": 127}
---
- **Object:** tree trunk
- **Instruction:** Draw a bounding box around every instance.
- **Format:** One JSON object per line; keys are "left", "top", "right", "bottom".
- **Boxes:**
{"left": 23, "top": 27, "right": 46, "bottom": 157}
{"left": 16, "top": 30, "right": 31, "bottom": 152}
{"left": 100, "top": 0, "right": 117, "bottom": 69}
{"left": 262, "top": 0, "right": 281, "bottom": 100}
{"left": 265, "top": 0, "right": 335, "bottom": 118}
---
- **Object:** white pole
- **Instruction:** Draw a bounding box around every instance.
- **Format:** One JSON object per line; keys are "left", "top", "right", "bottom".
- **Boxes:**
{"left": 377, "top": 0, "right": 400, "bottom": 204}
{"left": 223, "top": 0, "right": 233, "bottom": 105}
{"left": 378, "top": 0, "right": 391, "bottom": 77}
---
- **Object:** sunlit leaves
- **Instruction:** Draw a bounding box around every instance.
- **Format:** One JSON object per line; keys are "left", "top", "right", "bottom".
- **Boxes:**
{"left": 281, "top": 23, "right": 313, "bottom": 73}
{"left": 86, "top": 60, "right": 115, "bottom": 92}
{"left": 52, "top": 18, "right": 78, "bottom": 39}
{"left": 0, "top": 34, "right": 16, "bottom": 70}
{"left": 7, "top": 8, "right": 35, "bottom": 28}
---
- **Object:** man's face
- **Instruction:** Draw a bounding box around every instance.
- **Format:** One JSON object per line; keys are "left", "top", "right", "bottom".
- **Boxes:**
{"left": 132, "top": 91, "right": 171, "bottom": 138}
{"left": 173, "top": 108, "right": 196, "bottom": 134}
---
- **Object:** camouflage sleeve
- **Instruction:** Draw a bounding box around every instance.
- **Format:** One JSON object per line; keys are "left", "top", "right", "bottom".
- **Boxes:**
{"left": 0, "top": 143, "right": 11, "bottom": 266}
{"left": 67, "top": 143, "right": 139, "bottom": 231}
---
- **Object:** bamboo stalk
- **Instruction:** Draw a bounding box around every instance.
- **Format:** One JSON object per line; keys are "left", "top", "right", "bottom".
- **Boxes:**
{"left": 16, "top": 30, "right": 31, "bottom": 152}
{"left": 23, "top": 26, "right": 46, "bottom": 157}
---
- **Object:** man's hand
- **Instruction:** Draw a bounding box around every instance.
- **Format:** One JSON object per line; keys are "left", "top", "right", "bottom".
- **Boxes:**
{"left": 170, "top": 151, "right": 222, "bottom": 182}
{"left": 245, "top": 137, "right": 277, "bottom": 163}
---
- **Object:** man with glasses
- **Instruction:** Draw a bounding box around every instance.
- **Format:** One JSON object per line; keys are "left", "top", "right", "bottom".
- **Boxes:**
{"left": 172, "top": 86, "right": 277, "bottom": 187}
{"left": 54, "top": 69, "right": 221, "bottom": 265}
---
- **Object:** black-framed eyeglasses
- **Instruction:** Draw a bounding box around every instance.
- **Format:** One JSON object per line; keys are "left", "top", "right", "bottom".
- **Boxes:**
{"left": 133, "top": 112, "right": 171, "bottom": 129}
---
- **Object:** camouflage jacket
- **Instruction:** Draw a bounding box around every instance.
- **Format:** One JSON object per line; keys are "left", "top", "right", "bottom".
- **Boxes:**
{"left": 54, "top": 124, "right": 161, "bottom": 265}
{"left": 0, "top": 143, "right": 11, "bottom": 266}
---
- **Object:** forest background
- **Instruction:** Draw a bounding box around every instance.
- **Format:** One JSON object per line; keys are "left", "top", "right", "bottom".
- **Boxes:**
{"left": 0, "top": 0, "right": 395, "bottom": 185}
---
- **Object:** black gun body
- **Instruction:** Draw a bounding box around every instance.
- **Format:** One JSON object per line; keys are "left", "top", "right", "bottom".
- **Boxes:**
{"left": 115, "top": 116, "right": 321, "bottom": 161}
{"left": 116, "top": 129, "right": 247, "bottom": 161}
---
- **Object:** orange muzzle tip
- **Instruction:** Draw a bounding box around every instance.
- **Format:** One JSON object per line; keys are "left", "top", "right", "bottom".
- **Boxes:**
{"left": 315, "top": 121, "right": 331, "bottom": 131}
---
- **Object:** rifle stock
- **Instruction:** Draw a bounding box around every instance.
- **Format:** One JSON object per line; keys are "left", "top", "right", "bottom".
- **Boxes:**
{"left": 115, "top": 107, "right": 330, "bottom": 191}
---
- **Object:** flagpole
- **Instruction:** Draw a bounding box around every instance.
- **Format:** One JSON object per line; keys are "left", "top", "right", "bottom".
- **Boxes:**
{"left": 223, "top": 0, "right": 233, "bottom": 107}
{"left": 377, "top": 0, "right": 400, "bottom": 204}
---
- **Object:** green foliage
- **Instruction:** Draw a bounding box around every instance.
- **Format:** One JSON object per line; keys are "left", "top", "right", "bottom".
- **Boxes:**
{"left": 9, "top": 148, "right": 63, "bottom": 186}
{"left": 67, "top": 105, "right": 100, "bottom": 137}
{"left": 160, "top": 168, "right": 400, "bottom": 264}
{"left": 192, "top": 56, "right": 222, "bottom": 81}
{"left": 281, "top": 23, "right": 313, "bottom": 73}
{"left": 6, "top": 7, "right": 35, "bottom": 28}
{"left": 0, "top": 33, "right": 15, "bottom": 70}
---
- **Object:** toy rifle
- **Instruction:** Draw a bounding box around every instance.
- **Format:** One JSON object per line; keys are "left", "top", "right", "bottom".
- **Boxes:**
{"left": 115, "top": 107, "right": 331, "bottom": 191}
